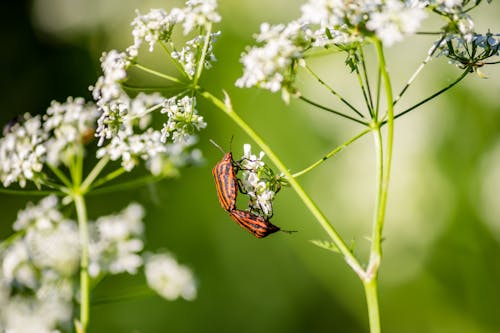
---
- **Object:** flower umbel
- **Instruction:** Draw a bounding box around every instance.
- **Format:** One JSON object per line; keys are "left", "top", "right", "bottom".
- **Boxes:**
{"left": 0, "top": 97, "right": 98, "bottom": 188}
{"left": 239, "top": 144, "right": 284, "bottom": 219}
{"left": 145, "top": 253, "right": 197, "bottom": 301}
{"left": 436, "top": 31, "right": 500, "bottom": 73}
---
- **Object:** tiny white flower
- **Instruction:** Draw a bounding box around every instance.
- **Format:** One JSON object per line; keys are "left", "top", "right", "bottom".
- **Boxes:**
{"left": 145, "top": 253, "right": 197, "bottom": 301}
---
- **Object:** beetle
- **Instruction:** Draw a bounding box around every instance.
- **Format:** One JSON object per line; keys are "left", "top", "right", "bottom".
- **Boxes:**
{"left": 228, "top": 209, "right": 280, "bottom": 238}
{"left": 211, "top": 139, "right": 239, "bottom": 212}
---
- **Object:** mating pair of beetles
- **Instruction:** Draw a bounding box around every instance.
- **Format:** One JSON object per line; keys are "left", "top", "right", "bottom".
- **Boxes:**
{"left": 211, "top": 143, "right": 292, "bottom": 238}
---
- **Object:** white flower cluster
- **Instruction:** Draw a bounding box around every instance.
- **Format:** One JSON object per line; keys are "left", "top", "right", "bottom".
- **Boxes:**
{"left": 92, "top": 50, "right": 131, "bottom": 107}
{"left": 129, "top": 9, "right": 180, "bottom": 55}
{"left": 0, "top": 196, "right": 79, "bottom": 332}
{"left": 0, "top": 196, "right": 198, "bottom": 330}
{"left": 128, "top": 1, "right": 220, "bottom": 66}
{"left": 44, "top": 97, "right": 99, "bottom": 166}
{"left": 89, "top": 203, "right": 145, "bottom": 277}
{"left": 0, "top": 114, "right": 46, "bottom": 187}
{"left": 171, "top": 31, "right": 221, "bottom": 77}
{"left": 426, "top": 0, "right": 477, "bottom": 36}
{"left": 300, "top": 0, "right": 427, "bottom": 47}
{"left": 237, "top": 0, "right": 428, "bottom": 93}
{"left": 145, "top": 253, "right": 197, "bottom": 301}
{"left": 435, "top": 32, "right": 500, "bottom": 69}
{"left": 92, "top": 1, "right": 219, "bottom": 175}
{"left": 239, "top": 144, "right": 282, "bottom": 218}
{"left": 129, "top": 0, "right": 220, "bottom": 56}
{"left": 0, "top": 98, "right": 99, "bottom": 188}
{"left": 365, "top": 0, "right": 427, "bottom": 47}
{"left": 236, "top": 22, "right": 308, "bottom": 92}
{"left": 95, "top": 92, "right": 204, "bottom": 174}
{"left": 161, "top": 96, "right": 207, "bottom": 144}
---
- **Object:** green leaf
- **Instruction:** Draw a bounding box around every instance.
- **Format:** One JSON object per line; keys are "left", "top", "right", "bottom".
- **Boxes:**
{"left": 310, "top": 240, "right": 340, "bottom": 254}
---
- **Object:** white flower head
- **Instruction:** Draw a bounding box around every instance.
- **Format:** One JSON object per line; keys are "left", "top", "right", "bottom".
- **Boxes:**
{"left": 130, "top": 8, "right": 179, "bottom": 53}
{"left": 236, "top": 21, "right": 309, "bottom": 92}
{"left": 25, "top": 220, "right": 80, "bottom": 276}
{"left": 89, "top": 203, "right": 145, "bottom": 277}
{"left": 435, "top": 32, "right": 500, "bottom": 70}
{"left": 0, "top": 113, "right": 46, "bottom": 187}
{"left": 366, "top": 0, "right": 427, "bottom": 47}
{"left": 91, "top": 50, "right": 132, "bottom": 107}
{"left": 13, "top": 195, "right": 62, "bottom": 231}
{"left": 171, "top": 31, "right": 220, "bottom": 77}
{"left": 0, "top": 296, "right": 72, "bottom": 333}
{"left": 1, "top": 241, "right": 37, "bottom": 289}
{"left": 43, "top": 97, "right": 99, "bottom": 166}
{"left": 145, "top": 252, "right": 197, "bottom": 301}
{"left": 160, "top": 96, "right": 207, "bottom": 144}
{"left": 239, "top": 144, "right": 282, "bottom": 218}
{"left": 182, "top": 0, "right": 221, "bottom": 35}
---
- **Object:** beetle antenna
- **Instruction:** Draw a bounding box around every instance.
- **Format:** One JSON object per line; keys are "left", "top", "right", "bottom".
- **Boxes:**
{"left": 209, "top": 139, "right": 226, "bottom": 155}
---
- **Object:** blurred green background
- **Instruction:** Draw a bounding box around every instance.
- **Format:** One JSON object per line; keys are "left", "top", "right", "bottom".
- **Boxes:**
{"left": 1, "top": 0, "right": 500, "bottom": 332}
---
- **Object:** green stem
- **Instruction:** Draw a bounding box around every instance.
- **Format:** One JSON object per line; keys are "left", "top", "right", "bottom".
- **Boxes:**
{"left": 47, "top": 163, "right": 72, "bottom": 188}
{"left": 363, "top": 279, "right": 381, "bottom": 333}
{"left": 134, "top": 64, "right": 185, "bottom": 85}
{"left": 359, "top": 47, "right": 375, "bottom": 115}
{"left": 299, "top": 95, "right": 368, "bottom": 126}
{"left": 392, "top": 34, "right": 446, "bottom": 107}
{"left": 91, "top": 286, "right": 155, "bottom": 306}
{"left": 371, "top": 40, "right": 394, "bottom": 263}
{"left": 391, "top": 70, "right": 469, "bottom": 122}
{"left": 90, "top": 167, "right": 126, "bottom": 190}
{"left": 159, "top": 41, "right": 192, "bottom": 80}
{"left": 0, "top": 188, "right": 62, "bottom": 196}
{"left": 200, "top": 90, "right": 364, "bottom": 276}
{"left": 292, "top": 128, "right": 371, "bottom": 178}
{"left": 303, "top": 64, "right": 364, "bottom": 118}
{"left": 369, "top": 126, "right": 384, "bottom": 271}
{"left": 74, "top": 193, "right": 90, "bottom": 333}
{"left": 88, "top": 174, "right": 163, "bottom": 195}
{"left": 81, "top": 156, "right": 109, "bottom": 193}
{"left": 194, "top": 23, "right": 213, "bottom": 86}
{"left": 0, "top": 231, "right": 25, "bottom": 252}
{"left": 375, "top": 66, "right": 382, "bottom": 119}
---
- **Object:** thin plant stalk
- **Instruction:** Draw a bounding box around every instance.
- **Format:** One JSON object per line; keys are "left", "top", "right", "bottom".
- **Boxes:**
{"left": 292, "top": 128, "right": 371, "bottom": 178}
{"left": 303, "top": 64, "right": 364, "bottom": 118}
{"left": 299, "top": 95, "right": 368, "bottom": 126}
{"left": 194, "top": 23, "right": 213, "bottom": 85}
{"left": 81, "top": 156, "right": 109, "bottom": 193}
{"left": 159, "top": 41, "right": 192, "bottom": 80}
{"left": 74, "top": 193, "right": 90, "bottom": 333}
{"left": 134, "top": 64, "right": 185, "bottom": 85}
{"left": 0, "top": 188, "right": 62, "bottom": 196}
{"left": 392, "top": 70, "right": 469, "bottom": 122}
{"left": 361, "top": 39, "right": 396, "bottom": 333}
{"left": 359, "top": 47, "right": 375, "bottom": 114}
{"left": 393, "top": 34, "right": 446, "bottom": 107}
